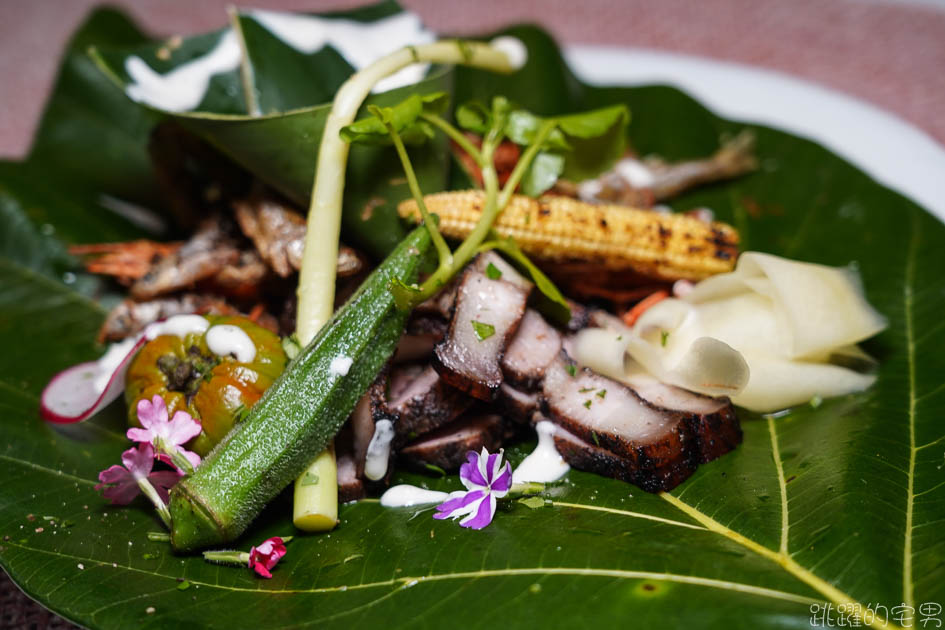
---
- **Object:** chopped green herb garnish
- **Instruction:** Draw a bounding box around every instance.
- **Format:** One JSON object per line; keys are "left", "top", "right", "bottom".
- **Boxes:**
{"left": 566, "top": 364, "right": 577, "bottom": 377}
{"left": 485, "top": 262, "right": 503, "bottom": 280}
{"left": 583, "top": 399, "right": 592, "bottom": 409}
{"left": 518, "top": 496, "right": 545, "bottom": 509}
{"left": 596, "top": 389, "right": 607, "bottom": 399}
{"left": 591, "top": 432, "right": 601, "bottom": 447}
{"left": 424, "top": 463, "right": 447, "bottom": 477}
{"left": 809, "top": 395, "right": 823, "bottom": 409}
{"left": 471, "top": 320, "right": 496, "bottom": 341}
{"left": 660, "top": 330, "right": 670, "bottom": 347}
{"left": 300, "top": 471, "right": 320, "bottom": 486}
{"left": 177, "top": 580, "right": 191, "bottom": 591}
{"left": 578, "top": 386, "right": 595, "bottom": 393}
{"left": 616, "top": 335, "right": 623, "bottom": 341}
{"left": 142, "top": 553, "right": 157, "bottom": 560}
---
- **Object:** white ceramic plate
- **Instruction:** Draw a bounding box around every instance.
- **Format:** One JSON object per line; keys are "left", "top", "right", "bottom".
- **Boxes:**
{"left": 566, "top": 46, "right": 945, "bottom": 223}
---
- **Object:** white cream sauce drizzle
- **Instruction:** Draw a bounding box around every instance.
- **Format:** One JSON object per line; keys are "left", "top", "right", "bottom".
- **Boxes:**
{"left": 144, "top": 314, "right": 210, "bottom": 340}
{"left": 329, "top": 355, "right": 353, "bottom": 377}
{"left": 205, "top": 324, "right": 257, "bottom": 363}
{"left": 380, "top": 484, "right": 450, "bottom": 508}
{"left": 125, "top": 30, "right": 241, "bottom": 112}
{"left": 123, "top": 11, "right": 435, "bottom": 111}
{"left": 364, "top": 419, "right": 395, "bottom": 481}
{"left": 91, "top": 314, "right": 209, "bottom": 395}
{"left": 512, "top": 421, "right": 570, "bottom": 484}
{"left": 249, "top": 10, "right": 434, "bottom": 94}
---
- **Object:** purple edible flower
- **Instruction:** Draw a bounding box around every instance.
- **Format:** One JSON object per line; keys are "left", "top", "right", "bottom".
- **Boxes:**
{"left": 434, "top": 448, "right": 512, "bottom": 530}
{"left": 127, "top": 395, "right": 202, "bottom": 472}
{"left": 95, "top": 443, "right": 180, "bottom": 506}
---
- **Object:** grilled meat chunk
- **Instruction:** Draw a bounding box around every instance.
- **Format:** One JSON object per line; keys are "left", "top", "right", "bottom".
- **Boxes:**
{"left": 433, "top": 254, "right": 532, "bottom": 400}
{"left": 501, "top": 309, "right": 562, "bottom": 389}
{"left": 400, "top": 413, "right": 507, "bottom": 471}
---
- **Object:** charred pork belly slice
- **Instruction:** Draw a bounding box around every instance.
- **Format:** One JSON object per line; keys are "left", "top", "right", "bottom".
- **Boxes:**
{"left": 400, "top": 413, "right": 506, "bottom": 471}
{"left": 498, "top": 383, "right": 540, "bottom": 424}
{"left": 433, "top": 259, "right": 532, "bottom": 400}
{"left": 393, "top": 313, "right": 449, "bottom": 363}
{"left": 374, "top": 363, "right": 474, "bottom": 446}
{"left": 548, "top": 421, "right": 695, "bottom": 492}
{"left": 502, "top": 309, "right": 562, "bottom": 389}
{"left": 541, "top": 356, "right": 692, "bottom": 471}
{"left": 624, "top": 375, "right": 741, "bottom": 463}
{"left": 415, "top": 276, "right": 460, "bottom": 320}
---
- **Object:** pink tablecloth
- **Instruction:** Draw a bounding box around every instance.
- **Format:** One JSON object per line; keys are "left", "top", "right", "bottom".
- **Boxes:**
{"left": 1, "top": 0, "right": 943, "bottom": 158}
{"left": 1, "top": 0, "right": 943, "bottom": 627}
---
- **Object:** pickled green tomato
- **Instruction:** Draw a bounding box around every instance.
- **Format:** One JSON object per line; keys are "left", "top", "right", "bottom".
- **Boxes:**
{"left": 124, "top": 315, "right": 287, "bottom": 455}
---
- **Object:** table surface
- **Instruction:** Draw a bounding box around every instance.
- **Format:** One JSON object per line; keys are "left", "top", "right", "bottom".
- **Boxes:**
{"left": 1, "top": 0, "right": 943, "bottom": 627}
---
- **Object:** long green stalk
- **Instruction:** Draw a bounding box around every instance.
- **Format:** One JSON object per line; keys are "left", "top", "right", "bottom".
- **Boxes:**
{"left": 296, "top": 40, "right": 521, "bottom": 345}
{"left": 292, "top": 39, "right": 523, "bottom": 532}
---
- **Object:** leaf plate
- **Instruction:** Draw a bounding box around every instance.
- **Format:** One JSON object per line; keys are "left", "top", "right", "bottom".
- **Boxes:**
{"left": 1, "top": 4, "right": 943, "bottom": 629}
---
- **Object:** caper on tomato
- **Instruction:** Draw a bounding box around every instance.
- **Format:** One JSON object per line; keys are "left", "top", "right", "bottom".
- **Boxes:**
{"left": 124, "top": 315, "right": 287, "bottom": 455}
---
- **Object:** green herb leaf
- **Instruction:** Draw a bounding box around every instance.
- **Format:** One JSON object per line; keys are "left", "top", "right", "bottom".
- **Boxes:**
{"left": 300, "top": 471, "right": 320, "bottom": 487}
{"left": 661, "top": 330, "right": 670, "bottom": 347}
{"left": 518, "top": 496, "right": 546, "bottom": 509}
{"left": 340, "top": 92, "right": 448, "bottom": 146}
{"left": 455, "top": 100, "right": 492, "bottom": 134}
{"left": 596, "top": 389, "right": 607, "bottom": 399}
{"left": 519, "top": 150, "right": 565, "bottom": 197}
{"left": 485, "top": 262, "right": 503, "bottom": 279}
{"left": 484, "top": 236, "right": 570, "bottom": 324}
{"left": 583, "top": 399, "right": 592, "bottom": 409}
{"left": 177, "top": 580, "right": 191, "bottom": 591}
{"left": 471, "top": 320, "right": 496, "bottom": 341}
{"left": 424, "top": 463, "right": 447, "bottom": 477}
{"left": 566, "top": 364, "right": 577, "bottom": 377}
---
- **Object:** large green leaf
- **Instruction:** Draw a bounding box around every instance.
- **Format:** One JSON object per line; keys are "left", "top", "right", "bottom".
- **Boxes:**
{"left": 2, "top": 6, "right": 944, "bottom": 630}
{"left": 89, "top": 2, "right": 451, "bottom": 258}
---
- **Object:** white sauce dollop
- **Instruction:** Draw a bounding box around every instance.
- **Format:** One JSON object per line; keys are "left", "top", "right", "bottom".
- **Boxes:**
{"left": 380, "top": 484, "right": 450, "bottom": 508}
{"left": 205, "top": 325, "right": 257, "bottom": 363}
{"left": 489, "top": 36, "right": 528, "bottom": 70}
{"left": 512, "top": 421, "right": 570, "bottom": 484}
{"left": 364, "top": 419, "right": 395, "bottom": 481}
{"left": 329, "top": 355, "right": 353, "bottom": 377}
{"left": 125, "top": 30, "right": 241, "bottom": 112}
{"left": 144, "top": 314, "right": 210, "bottom": 341}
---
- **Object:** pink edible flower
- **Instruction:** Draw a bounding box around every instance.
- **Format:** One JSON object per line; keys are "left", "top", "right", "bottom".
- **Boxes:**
{"left": 434, "top": 448, "right": 512, "bottom": 530}
{"left": 248, "top": 537, "right": 289, "bottom": 578}
{"left": 127, "top": 395, "right": 202, "bottom": 472}
{"left": 95, "top": 443, "right": 180, "bottom": 505}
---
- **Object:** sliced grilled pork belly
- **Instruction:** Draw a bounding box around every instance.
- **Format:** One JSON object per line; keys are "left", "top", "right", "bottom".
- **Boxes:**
{"left": 414, "top": 276, "right": 459, "bottom": 320}
{"left": 472, "top": 251, "right": 533, "bottom": 290}
{"left": 400, "top": 413, "right": 506, "bottom": 470}
{"left": 394, "top": 313, "right": 449, "bottom": 363}
{"left": 433, "top": 259, "right": 532, "bottom": 400}
{"left": 371, "top": 362, "right": 474, "bottom": 446}
{"left": 548, "top": 422, "right": 694, "bottom": 492}
{"left": 624, "top": 375, "right": 741, "bottom": 463}
{"left": 502, "top": 309, "right": 562, "bottom": 389}
{"left": 541, "top": 356, "right": 692, "bottom": 471}
{"left": 498, "top": 383, "right": 539, "bottom": 424}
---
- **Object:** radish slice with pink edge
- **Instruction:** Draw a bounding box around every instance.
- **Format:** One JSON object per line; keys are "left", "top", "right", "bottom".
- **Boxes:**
{"left": 40, "top": 314, "right": 212, "bottom": 424}
{"left": 40, "top": 336, "right": 147, "bottom": 424}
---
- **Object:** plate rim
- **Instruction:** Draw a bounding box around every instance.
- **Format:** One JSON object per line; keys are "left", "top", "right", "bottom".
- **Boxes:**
{"left": 565, "top": 45, "right": 945, "bottom": 224}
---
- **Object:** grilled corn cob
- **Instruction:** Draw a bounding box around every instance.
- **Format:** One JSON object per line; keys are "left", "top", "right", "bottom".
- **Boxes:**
{"left": 398, "top": 191, "right": 739, "bottom": 281}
